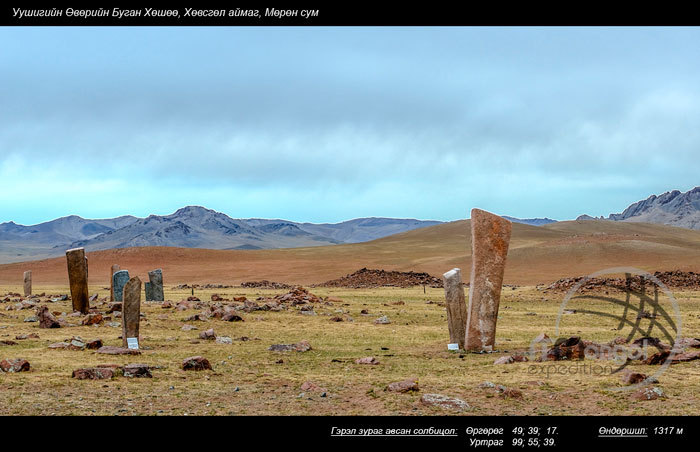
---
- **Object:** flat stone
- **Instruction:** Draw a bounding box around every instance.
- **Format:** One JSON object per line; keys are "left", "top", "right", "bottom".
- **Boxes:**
{"left": 420, "top": 393, "right": 470, "bottom": 411}
{"left": 96, "top": 346, "right": 141, "bottom": 355}
{"left": 215, "top": 336, "right": 233, "bottom": 344}
{"left": 374, "top": 315, "right": 390, "bottom": 324}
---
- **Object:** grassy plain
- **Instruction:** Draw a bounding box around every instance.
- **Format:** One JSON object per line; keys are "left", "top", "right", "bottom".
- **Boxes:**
{"left": 1, "top": 284, "right": 698, "bottom": 416}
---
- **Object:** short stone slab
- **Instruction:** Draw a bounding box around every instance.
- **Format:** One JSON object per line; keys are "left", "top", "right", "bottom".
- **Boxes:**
{"left": 420, "top": 393, "right": 470, "bottom": 411}
{"left": 199, "top": 329, "right": 216, "bottom": 340}
{"left": 268, "top": 340, "right": 312, "bottom": 352}
{"left": 0, "top": 358, "right": 30, "bottom": 373}
{"left": 96, "top": 345, "right": 141, "bottom": 355}
{"left": 182, "top": 356, "right": 212, "bottom": 371}
{"left": 72, "top": 368, "right": 115, "bottom": 380}
{"left": 387, "top": 379, "right": 419, "bottom": 393}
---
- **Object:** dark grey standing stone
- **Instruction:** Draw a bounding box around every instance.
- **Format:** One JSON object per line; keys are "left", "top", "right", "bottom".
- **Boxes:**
{"left": 145, "top": 282, "right": 154, "bottom": 301}
{"left": 148, "top": 268, "right": 164, "bottom": 302}
{"left": 112, "top": 270, "right": 130, "bottom": 302}
{"left": 66, "top": 247, "right": 90, "bottom": 314}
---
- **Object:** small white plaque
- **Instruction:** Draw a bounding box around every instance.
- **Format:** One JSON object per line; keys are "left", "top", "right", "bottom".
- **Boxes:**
{"left": 447, "top": 343, "right": 459, "bottom": 351}
{"left": 126, "top": 337, "right": 139, "bottom": 350}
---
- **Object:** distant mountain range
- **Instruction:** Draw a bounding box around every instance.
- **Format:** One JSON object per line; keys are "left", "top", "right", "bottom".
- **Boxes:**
{"left": 502, "top": 216, "right": 558, "bottom": 226}
{"left": 577, "top": 186, "right": 700, "bottom": 230}
{"left": 0, "top": 206, "right": 442, "bottom": 263}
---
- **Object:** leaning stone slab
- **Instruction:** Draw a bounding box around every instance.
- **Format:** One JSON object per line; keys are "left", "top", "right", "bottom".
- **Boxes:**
{"left": 443, "top": 268, "right": 467, "bottom": 350}
{"left": 121, "top": 276, "right": 141, "bottom": 349}
{"left": 66, "top": 248, "right": 90, "bottom": 314}
{"left": 465, "top": 209, "right": 512, "bottom": 352}
{"left": 112, "top": 270, "right": 130, "bottom": 302}
{"left": 23, "top": 271, "right": 32, "bottom": 297}
{"left": 109, "top": 264, "right": 120, "bottom": 302}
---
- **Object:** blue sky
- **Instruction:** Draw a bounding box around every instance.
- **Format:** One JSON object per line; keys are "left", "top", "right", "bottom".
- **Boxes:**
{"left": 1, "top": 27, "right": 699, "bottom": 225}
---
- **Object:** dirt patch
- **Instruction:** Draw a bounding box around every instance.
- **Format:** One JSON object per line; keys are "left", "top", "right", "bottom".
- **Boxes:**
{"left": 315, "top": 268, "right": 444, "bottom": 288}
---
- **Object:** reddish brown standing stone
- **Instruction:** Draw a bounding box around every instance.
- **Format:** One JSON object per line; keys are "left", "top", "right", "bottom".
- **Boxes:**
{"left": 66, "top": 247, "right": 90, "bottom": 314}
{"left": 23, "top": 271, "right": 32, "bottom": 297}
{"left": 465, "top": 209, "right": 512, "bottom": 352}
{"left": 121, "top": 276, "right": 141, "bottom": 349}
{"left": 443, "top": 268, "right": 467, "bottom": 350}
{"left": 109, "top": 264, "right": 120, "bottom": 302}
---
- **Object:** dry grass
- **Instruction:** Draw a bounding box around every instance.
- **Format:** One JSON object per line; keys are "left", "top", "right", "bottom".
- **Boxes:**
{"left": 1, "top": 284, "right": 698, "bottom": 416}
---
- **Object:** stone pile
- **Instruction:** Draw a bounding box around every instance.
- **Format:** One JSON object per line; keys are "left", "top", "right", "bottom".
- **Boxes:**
{"left": 316, "top": 268, "right": 443, "bottom": 288}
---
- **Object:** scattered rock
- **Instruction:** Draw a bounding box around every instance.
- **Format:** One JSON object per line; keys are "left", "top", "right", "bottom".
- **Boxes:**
{"left": 0, "top": 358, "right": 30, "bottom": 373}
{"left": 631, "top": 386, "right": 666, "bottom": 401}
{"left": 387, "top": 379, "right": 419, "bottom": 393}
{"left": 494, "top": 356, "right": 514, "bottom": 365}
{"left": 85, "top": 339, "right": 103, "bottom": 350}
{"left": 123, "top": 363, "right": 153, "bottom": 378}
{"left": 182, "top": 356, "right": 212, "bottom": 371}
{"left": 199, "top": 328, "right": 216, "bottom": 340}
{"left": 300, "top": 381, "right": 325, "bottom": 392}
{"left": 181, "top": 324, "right": 198, "bottom": 331}
{"left": 621, "top": 371, "right": 657, "bottom": 385}
{"left": 375, "top": 315, "right": 391, "bottom": 325}
{"left": 37, "top": 306, "right": 61, "bottom": 329}
{"left": 497, "top": 385, "right": 523, "bottom": 399}
{"left": 355, "top": 357, "right": 380, "bottom": 365}
{"left": 215, "top": 336, "right": 233, "bottom": 344}
{"left": 222, "top": 313, "right": 244, "bottom": 322}
{"left": 72, "top": 367, "right": 115, "bottom": 380}
{"left": 268, "top": 340, "right": 312, "bottom": 352}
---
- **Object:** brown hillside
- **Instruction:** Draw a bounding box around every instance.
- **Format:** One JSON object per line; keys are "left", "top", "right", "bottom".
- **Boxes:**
{"left": 1, "top": 219, "right": 699, "bottom": 287}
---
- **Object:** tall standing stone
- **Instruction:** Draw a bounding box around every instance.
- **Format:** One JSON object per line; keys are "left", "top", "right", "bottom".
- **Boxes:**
{"left": 122, "top": 276, "right": 141, "bottom": 349}
{"left": 112, "top": 270, "right": 130, "bottom": 302}
{"left": 147, "top": 268, "right": 164, "bottom": 302}
{"left": 109, "top": 264, "right": 120, "bottom": 302}
{"left": 465, "top": 209, "right": 512, "bottom": 352}
{"left": 23, "top": 270, "right": 32, "bottom": 297}
{"left": 66, "top": 247, "right": 90, "bottom": 314}
{"left": 443, "top": 268, "right": 467, "bottom": 350}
